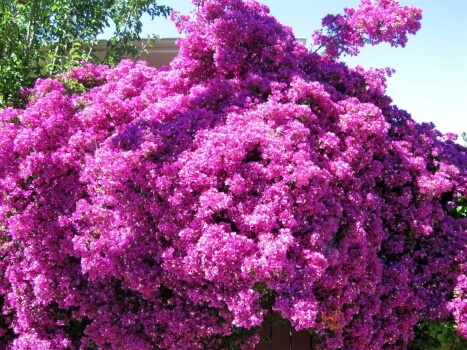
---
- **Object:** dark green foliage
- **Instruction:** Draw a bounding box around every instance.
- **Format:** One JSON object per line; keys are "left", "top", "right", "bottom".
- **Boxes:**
{"left": 0, "top": 0, "right": 171, "bottom": 107}
{"left": 454, "top": 196, "right": 467, "bottom": 218}
{"left": 411, "top": 318, "right": 467, "bottom": 350}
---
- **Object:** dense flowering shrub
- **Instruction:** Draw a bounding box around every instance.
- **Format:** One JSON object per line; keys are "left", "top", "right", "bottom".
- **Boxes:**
{"left": 1, "top": 0, "right": 467, "bottom": 349}
{"left": 312, "top": 0, "right": 422, "bottom": 58}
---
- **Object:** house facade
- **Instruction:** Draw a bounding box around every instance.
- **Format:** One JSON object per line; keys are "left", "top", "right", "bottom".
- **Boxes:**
{"left": 93, "top": 37, "right": 306, "bottom": 68}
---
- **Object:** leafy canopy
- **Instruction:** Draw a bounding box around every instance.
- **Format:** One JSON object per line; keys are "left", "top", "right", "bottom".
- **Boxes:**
{"left": 0, "top": 0, "right": 171, "bottom": 107}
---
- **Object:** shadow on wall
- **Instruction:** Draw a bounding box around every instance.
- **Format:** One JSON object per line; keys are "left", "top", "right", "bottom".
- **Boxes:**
{"left": 92, "top": 38, "right": 181, "bottom": 67}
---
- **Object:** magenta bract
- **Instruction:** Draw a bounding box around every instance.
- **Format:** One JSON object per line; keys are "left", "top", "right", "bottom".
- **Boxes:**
{"left": 0, "top": 1, "right": 466, "bottom": 349}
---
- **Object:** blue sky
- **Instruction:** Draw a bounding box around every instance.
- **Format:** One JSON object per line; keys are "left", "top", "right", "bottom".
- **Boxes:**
{"left": 110, "top": 0, "right": 467, "bottom": 137}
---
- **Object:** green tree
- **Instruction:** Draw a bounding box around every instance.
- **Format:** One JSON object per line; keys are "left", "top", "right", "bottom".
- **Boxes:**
{"left": 0, "top": 0, "right": 171, "bottom": 107}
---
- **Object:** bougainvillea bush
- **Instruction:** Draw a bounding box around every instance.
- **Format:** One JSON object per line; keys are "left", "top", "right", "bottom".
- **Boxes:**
{"left": 1, "top": 0, "right": 467, "bottom": 349}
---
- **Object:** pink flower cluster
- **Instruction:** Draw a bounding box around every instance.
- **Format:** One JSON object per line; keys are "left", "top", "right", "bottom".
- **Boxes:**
{"left": 312, "top": 0, "right": 423, "bottom": 58}
{"left": 0, "top": 0, "right": 466, "bottom": 349}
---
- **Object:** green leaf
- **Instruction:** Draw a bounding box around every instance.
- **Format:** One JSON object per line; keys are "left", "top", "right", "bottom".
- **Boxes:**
{"left": 0, "top": 0, "right": 172, "bottom": 107}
